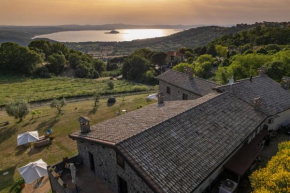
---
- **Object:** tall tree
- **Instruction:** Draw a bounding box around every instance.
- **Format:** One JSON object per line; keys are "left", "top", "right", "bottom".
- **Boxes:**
{"left": 172, "top": 63, "right": 195, "bottom": 73}
{"left": 151, "top": 52, "right": 167, "bottom": 67}
{"left": 47, "top": 53, "right": 67, "bottom": 75}
{"left": 28, "top": 40, "right": 52, "bottom": 59}
{"left": 0, "top": 42, "right": 43, "bottom": 74}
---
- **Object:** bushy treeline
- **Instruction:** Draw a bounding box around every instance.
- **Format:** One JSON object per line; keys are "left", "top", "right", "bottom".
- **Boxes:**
{"left": 122, "top": 48, "right": 167, "bottom": 84}
{"left": 0, "top": 40, "right": 106, "bottom": 78}
{"left": 212, "top": 25, "right": 290, "bottom": 47}
{"left": 171, "top": 25, "right": 290, "bottom": 84}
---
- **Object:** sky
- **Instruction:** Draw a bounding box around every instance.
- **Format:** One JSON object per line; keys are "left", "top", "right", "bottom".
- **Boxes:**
{"left": 1, "top": 0, "right": 290, "bottom": 26}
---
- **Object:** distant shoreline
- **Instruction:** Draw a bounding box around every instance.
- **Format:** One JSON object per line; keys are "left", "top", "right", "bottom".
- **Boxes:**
{"left": 32, "top": 29, "right": 180, "bottom": 43}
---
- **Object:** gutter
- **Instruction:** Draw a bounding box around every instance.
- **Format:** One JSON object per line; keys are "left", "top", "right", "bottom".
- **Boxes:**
{"left": 69, "top": 134, "right": 115, "bottom": 147}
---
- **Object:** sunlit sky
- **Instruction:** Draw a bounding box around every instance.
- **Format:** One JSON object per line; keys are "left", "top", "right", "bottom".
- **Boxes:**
{"left": 1, "top": 0, "right": 290, "bottom": 26}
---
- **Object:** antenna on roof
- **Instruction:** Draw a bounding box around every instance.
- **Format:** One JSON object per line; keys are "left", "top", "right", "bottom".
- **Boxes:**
{"left": 228, "top": 76, "right": 234, "bottom": 92}
{"left": 228, "top": 76, "right": 234, "bottom": 86}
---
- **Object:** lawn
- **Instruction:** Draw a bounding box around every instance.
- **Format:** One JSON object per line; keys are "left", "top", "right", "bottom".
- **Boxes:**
{"left": 0, "top": 74, "right": 155, "bottom": 106}
{"left": 0, "top": 94, "right": 155, "bottom": 193}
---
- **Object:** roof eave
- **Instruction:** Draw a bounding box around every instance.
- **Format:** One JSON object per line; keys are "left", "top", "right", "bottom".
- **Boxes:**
{"left": 69, "top": 134, "right": 116, "bottom": 147}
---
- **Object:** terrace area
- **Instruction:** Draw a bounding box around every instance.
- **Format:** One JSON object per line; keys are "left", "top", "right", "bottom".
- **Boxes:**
{"left": 48, "top": 155, "right": 112, "bottom": 193}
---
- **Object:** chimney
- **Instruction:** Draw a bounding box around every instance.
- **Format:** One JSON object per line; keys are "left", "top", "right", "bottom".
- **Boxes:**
{"left": 185, "top": 67, "right": 194, "bottom": 80}
{"left": 157, "top": 92, "right": 164, "bottom": 105}
{"left": 253, "top": 97, "right": 263, "bottom": 108}
{"left": 258, "top": 67, "right": 267, "bottom": 76}
{"left": 281, "top": 77, "right": 290, "bottom": 90}
{"left": 78, "top": 116, "right": 91, "bottom": 133}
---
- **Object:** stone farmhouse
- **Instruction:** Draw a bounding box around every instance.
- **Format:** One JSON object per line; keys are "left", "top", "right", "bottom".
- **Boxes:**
{"left": 157, "top": 69, "right": 219, "bottom": 101}
{"left": 48, "top": 68, "right": 290, "bottom": 193}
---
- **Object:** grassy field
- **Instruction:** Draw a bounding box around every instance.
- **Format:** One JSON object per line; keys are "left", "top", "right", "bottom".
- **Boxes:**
{"left": 0, "top": 74, "right": 155, "bottom": 105}
{"left": 0, "top": 94, "right": 155, "bottom": 193}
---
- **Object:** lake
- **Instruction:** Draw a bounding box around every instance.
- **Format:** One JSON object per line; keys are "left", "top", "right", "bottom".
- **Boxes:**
{"left": 33, "top": 29, "right": 180, "bottom": 42}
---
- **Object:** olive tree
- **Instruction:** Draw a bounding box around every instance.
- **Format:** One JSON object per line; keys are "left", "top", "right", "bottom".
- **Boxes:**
{"left": 50, "top": 98, "right": 66, "bottom": 114}
{"left": 5, "top": 100, "right": 30, "bottom": 122}
{"left": 93, "top": 93, "right": 100, "bottom": 107}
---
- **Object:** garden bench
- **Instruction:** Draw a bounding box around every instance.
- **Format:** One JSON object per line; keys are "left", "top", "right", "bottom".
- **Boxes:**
{"left": 34, "top": 138, "right": 50, "bottom": 147}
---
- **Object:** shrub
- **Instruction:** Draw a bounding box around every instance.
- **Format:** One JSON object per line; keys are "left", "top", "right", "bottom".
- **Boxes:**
{"left": 108, "top": 81, "right": 114, "bottom": 89}
{"left": 250, "top": 141, "right": 290, "bottom": 193}
{"left": 31, "top": 110, "right": 37, "bottom": 119}
{"left": 37, "top": 66, "right": 52, "bottom": 78}
{"left": 10, "top": 177, "right": 25, "bottom": 193}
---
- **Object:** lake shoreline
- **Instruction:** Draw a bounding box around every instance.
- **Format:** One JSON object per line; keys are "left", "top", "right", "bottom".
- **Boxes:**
{"left": 32, "top": 29, "right": 181, "bottom": 43}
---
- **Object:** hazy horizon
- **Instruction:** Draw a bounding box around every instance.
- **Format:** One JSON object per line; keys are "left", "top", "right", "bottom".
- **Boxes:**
{"left": 1, "top": 0, "right": 290, "bottom": 26}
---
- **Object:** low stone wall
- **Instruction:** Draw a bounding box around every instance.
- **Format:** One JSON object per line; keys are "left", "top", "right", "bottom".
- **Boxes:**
{"left": 48, "top": 168, "right": 66, "bottom": 193}
{"left": 48, "top": 155, "right": 79, "bottom": 193}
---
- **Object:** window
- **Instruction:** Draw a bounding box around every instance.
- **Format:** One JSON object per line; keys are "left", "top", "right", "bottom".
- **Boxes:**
{"left": 257, "top": 126, "right": 261, "bottom": 134}
{"left": 247, "top": 137, "right": 251, "bottom": 144}
{"left": 268, "top": 118, "right": 274, "bottom": 124}
{"left": 182, "top": 93, "right": 188, "bottom": 100}
{"left": 116, "top": 153, "right": 125, "bottom": 168}
{"left": 88, "top": 152, "right": 95, "bottom": 171}
{"left": 118, "top": 176, "right": 128, "bottom": 193}
{"left": 166, "top": 86, "right": 171, "bottom": 94}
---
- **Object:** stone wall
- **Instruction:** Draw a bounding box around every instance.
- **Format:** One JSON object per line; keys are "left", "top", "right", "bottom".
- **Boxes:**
{"left": 77, "top": 139, "right": 153, "bottom": 193}
{"left": 117, "top": 162, "right": 154, "bottom": 193}
{"left": 266, "top": 109, "right": 290, "bottom": 131}
{"left": 159, "top": 80, "right": 200, "bottom": 101}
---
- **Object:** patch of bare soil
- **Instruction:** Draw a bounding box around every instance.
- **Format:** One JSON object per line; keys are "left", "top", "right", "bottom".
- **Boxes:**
{"left": 22, "top": 175, "right": 51, "bottom": 193}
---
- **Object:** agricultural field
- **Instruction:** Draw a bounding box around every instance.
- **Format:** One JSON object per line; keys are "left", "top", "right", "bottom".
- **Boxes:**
{"left": 0, "top": 74, "right": 156, "bottom": 105}
{"left": 0, "top": 94, "right": 155, "bottom": 193}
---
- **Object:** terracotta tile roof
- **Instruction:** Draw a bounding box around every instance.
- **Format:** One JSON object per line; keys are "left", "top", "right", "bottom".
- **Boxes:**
{"left": 156, "top": 70, "right": 219, "bottom": 96}
{"left": 214, "top": 75, "right": 290, "bottom": 115}
{"left": 70, "top": 92, "right": 220, "bottom": 144}
{"left": 167, "top": 51, "right": 184, "bottom": 57}
{"left": 117, "top": 93, "right": 266, "bottom": 193}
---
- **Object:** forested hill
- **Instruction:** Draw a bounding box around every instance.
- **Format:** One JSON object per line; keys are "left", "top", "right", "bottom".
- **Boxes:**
{"left": 196, "top": 23, "right": 290, "bottom": 84}
{"left": 211, "top": 25, "right": 290, "bottom": 47}
{"left": 111, "top": 25, "right": 253, "bottom": 51}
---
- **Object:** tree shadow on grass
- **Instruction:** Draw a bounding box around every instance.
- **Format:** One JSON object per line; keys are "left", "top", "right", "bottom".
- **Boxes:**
{"left": 15, "top": 146, "right": 29, "bottom": 156}
{"left": 88, "top": 106, "right": 98, "bottom": 115}
{"left": 0, "top": 166, "right": 17, "bottom": 192}
{"left": 0, "top": 126, "right": 18, "bottom": 144}
{"left": 107, "top": 102, "right": 115, "bottom": 107}
{"left": 28, "top": 142, "right": 52, "bottom": 156}
{"left": 22, "top": 119, "right": 37, "bottom": 127}
{"left": 36, "top": 116, "right": 60, "bottom": 131}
